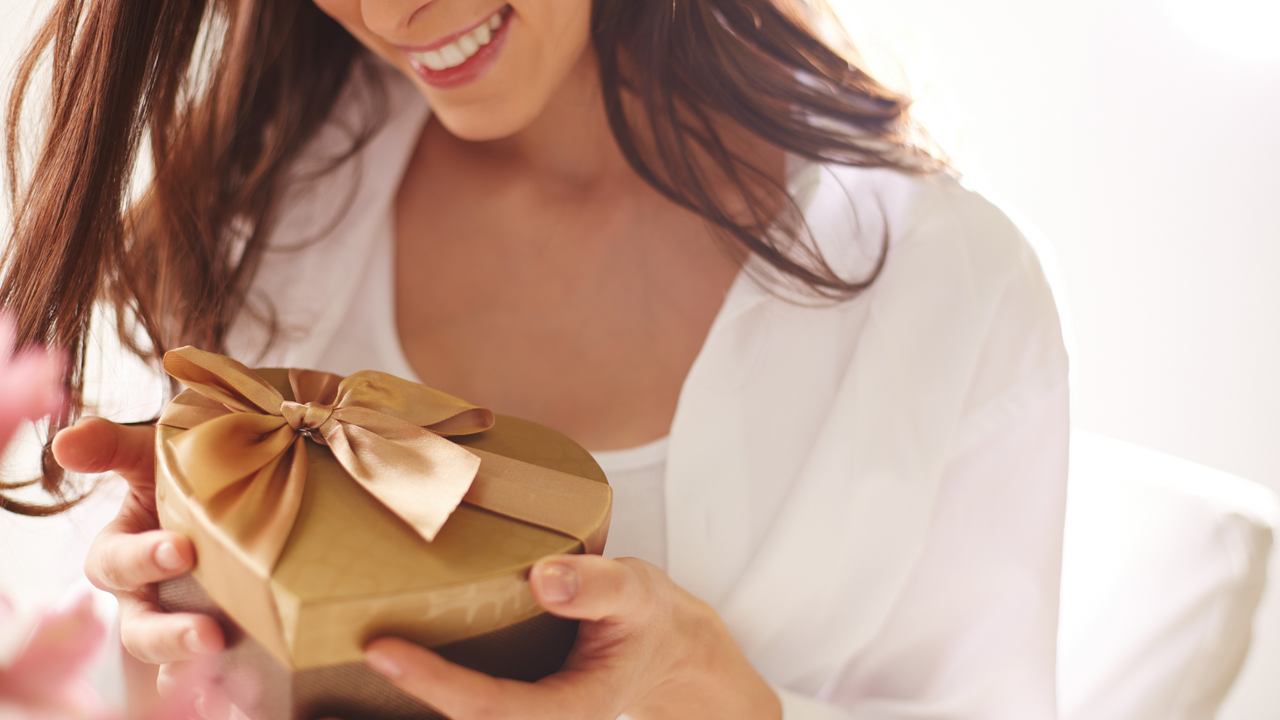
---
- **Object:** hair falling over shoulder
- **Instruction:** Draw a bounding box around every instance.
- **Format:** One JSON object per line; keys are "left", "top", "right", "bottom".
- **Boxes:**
{"left": 0, "top": 0, "right": 368, "bottom": 514}
{"left": 0, "top": 0, "right": 941, "bottom": 514}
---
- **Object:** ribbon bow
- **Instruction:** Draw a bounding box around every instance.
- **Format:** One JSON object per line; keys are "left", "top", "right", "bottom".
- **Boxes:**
{"left": 158, "top": 347, "right": 502, "bottom": 573}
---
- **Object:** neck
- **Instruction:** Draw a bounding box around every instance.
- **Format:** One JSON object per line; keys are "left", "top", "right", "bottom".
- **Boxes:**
{"left": 463, "top": 49, "right": 632, "bottom": 187}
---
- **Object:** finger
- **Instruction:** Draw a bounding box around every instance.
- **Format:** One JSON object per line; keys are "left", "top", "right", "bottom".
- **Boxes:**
{"left": 52, "top": 416, "right": 155, "bottom": 488}
{"left": 152, "top": 660, "right": 217, "bottom": 720}
{"left": 363, "top": 638, "right": 616, "bottom": 720}
{"left": 87, "top": 522, "right": 194, "bottom": 592}
{"left": 192, "top": 675, "right": 233, "bottom": 720}
{"left": 156, "top": 660, "right": 197, "bottom": 699}
{"left": 120, "top": 591, "right": 224, "bottom": 665}
{"left": 159, "top": 659, "right": 248, "bottom": 720}
{"left": 529, "top": 555, "right": 658, "bottom": 623}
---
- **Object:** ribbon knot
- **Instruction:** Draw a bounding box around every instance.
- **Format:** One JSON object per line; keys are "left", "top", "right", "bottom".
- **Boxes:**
{"left": 280, "top": 400, "right": 335, "bottom": 439}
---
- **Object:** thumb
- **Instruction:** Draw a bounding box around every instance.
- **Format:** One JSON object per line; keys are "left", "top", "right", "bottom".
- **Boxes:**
{"left": 52, "top": 417, "right": 156, "bottom": 489}
{"left": 529, "top": 555, "right": 660, "bottom": 623}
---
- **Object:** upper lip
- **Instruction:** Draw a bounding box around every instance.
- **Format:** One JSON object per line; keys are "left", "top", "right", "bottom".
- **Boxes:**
{"left": 392, "top": 7, "right": 504, "bottom": 53}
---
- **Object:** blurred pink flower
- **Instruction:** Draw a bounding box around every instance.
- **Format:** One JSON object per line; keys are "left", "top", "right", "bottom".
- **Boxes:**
{"left": 0, "top": 315, "right": 211, "bottom": 718}
{"left": 0, "top": 313, "right": 66, "bottom": 453}
{"left": 0, "top": 591, "right": 214, "bottom": 720}
{"left": 0, "top": 592, "right": 111, "bottom": 720}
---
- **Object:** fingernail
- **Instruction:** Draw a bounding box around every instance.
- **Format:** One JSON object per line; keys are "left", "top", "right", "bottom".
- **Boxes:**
{"left": 365, "top": 649, "right": 402, "bottom": 678}
{"left": 155, "top": 541, "right": 185, "bottom": 571}
{"left": 184, "top": 629, "right": 210, "bottom": 655}
{"left": 537, "top": 563, "right": 578, "bottom": 603}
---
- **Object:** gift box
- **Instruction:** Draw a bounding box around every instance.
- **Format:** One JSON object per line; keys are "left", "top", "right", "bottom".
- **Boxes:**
{"left": 154, "top": 347, "right": 612, "bottom": 720}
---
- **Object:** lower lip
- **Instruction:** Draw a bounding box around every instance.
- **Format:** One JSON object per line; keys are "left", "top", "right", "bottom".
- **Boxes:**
{"left": 406, "top": 12, "right": 512, "bottom": 90}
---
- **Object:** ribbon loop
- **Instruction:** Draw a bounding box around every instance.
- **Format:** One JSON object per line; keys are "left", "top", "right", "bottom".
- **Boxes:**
{"left": 164, "top": 350, "right": 286, "bottom": 416}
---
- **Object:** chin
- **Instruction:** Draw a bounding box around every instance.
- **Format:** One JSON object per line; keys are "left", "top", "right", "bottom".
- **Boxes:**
{"left": 425, "top": 95, "right": 546, "bottom": 142}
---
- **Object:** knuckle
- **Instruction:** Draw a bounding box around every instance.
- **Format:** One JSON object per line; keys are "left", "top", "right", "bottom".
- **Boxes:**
{"left": 155, "top": 663, "right": 185, "bottom": 699}
{"left": 121, "top": 614, "right": 186, "bottom": 665}
{"left": 689, "top": 596, "right": 720, "bottom": 631}
{"left": 84, "top": 551, "right": 113, "bottom": 591}
{"left": 119, "top": 624, "right": 151, "bottom": 662}
{"left": 615, "top": 560, "right": 661, "bottom": 611}
{"left": 589, "top": 556, "right": 628, "bottom": 593}
{"left": 97, "top": 421, "right": 125, "bottom": 469}
{"left": 674, "top": 594, "right": 723, "bottom": 652}
{"left": 96, "top": 549, "right": 139, "bottom": 591}
{"left": 87, "top": 518, "right": 160, "bottom": 592}
{"left": 77, "top": 421, "right": 120, "bottom": 473}
{"left": 115, "top": 497, "right": 159, "bottom": 534}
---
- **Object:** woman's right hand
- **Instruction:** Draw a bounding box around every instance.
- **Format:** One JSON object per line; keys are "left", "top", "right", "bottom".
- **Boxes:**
{"left": 53, "top": 417, "right": 225, "bottom": 691}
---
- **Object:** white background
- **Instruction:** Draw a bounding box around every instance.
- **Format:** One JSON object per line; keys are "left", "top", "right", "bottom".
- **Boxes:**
{"left": 2, "top": 0, "right": 1278, "bottom": 716}
{"left": 826, "top": 0, "right": 1280, "bottom": 715}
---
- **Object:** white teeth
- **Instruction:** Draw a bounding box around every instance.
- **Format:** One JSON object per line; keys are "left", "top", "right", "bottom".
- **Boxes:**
{"left": 439, "top": 44, "right": 466, "bottom": 67}
{"left": 410, "top": 8, "right": 505, "bottom": 71}
{"left": 419, "top": 50, "right": 446, "bottom": 71}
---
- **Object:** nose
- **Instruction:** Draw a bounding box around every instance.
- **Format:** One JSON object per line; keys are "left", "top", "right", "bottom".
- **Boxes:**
{"left": 360, "top": 0, "right": 434, "bottom": 38}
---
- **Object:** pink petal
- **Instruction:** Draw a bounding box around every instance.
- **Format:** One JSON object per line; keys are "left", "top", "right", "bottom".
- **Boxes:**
{"left": 0, "top": 593, "right": 107, "bottom": 703}
{"left": 0, "top": 320, "right": 66, "bottom": 451}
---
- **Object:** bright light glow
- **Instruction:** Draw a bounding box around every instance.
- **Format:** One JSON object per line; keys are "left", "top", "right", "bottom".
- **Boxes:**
{"left": 1167, "top": 0, "right": 1280, "bottom": 63}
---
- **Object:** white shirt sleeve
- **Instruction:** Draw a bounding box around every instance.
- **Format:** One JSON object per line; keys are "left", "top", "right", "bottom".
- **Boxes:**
{"left": 777, "top": 239, "right": 1071, "bottom": 719}
{"left": 771, "top": 381, "right": 1068, "bottom": 720}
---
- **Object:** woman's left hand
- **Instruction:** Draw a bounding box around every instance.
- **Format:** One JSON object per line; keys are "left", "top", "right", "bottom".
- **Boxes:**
{"left": 359, "top": 554, "right": 782, "bottom": 720}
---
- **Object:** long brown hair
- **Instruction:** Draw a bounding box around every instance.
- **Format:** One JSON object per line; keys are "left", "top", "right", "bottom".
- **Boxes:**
{"left": 1, "top": 0, "right": 937, "bottom": 515}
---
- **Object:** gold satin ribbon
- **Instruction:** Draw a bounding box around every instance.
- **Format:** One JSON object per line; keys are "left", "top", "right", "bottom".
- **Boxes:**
{"left": 158, "top": 347, "right": 604, "bottom": 574}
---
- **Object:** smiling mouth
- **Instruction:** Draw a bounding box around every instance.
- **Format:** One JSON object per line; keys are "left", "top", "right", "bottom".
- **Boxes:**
{"left": 403, "top": 5, "right": 512, "bottom": 72}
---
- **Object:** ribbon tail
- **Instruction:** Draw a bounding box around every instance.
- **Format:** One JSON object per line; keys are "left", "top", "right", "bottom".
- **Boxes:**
{"left": 192, "top": 434, "right": 308, "bottom": 575}
{"left": 325, "top": 416, "right": 481, "bottom": 542}
{"left": 462, "top": 448, "right": 613, "bottom": 555}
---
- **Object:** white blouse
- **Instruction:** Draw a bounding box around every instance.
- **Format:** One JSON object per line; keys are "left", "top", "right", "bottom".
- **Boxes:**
{"left": 228, "top": 67, "right": 1071, "bottom": 720}
{"left": 587, "top": 438, "right": 669, "bottom": 569}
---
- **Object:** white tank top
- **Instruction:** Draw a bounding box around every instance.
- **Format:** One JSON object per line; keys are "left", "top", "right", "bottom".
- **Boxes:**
{"left": 322, "top": 213, "right": 669, "bottom": 570}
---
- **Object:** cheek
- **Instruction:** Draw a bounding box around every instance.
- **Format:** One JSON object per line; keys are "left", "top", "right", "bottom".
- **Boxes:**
{"left": 513, "top": 0, "right": 594, "bottom": 76}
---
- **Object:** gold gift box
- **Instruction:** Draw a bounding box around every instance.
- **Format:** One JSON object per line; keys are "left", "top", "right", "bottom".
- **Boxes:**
{"left": 154, "top": 349, "right": 611, "bottom": 720}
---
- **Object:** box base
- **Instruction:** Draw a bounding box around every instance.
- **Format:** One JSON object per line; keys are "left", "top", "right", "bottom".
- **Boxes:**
{"left": 159, "top": 575, "right": 578, "bottom": 720}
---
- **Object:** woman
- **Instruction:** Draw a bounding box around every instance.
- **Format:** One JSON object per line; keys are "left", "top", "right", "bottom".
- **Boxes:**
{"left": 1, "top": 0, "right": 1069, "bottom": 718}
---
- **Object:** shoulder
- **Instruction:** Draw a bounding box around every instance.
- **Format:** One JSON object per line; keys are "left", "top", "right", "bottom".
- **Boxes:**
{"left": 785, "top": 162, "right": 1070, "bottom": 437}
{"left": 796, "top": 164, "right": 1066, "bottom": 350}
{"left": 797, "top": 163, "right": 1047, "bottom": 299}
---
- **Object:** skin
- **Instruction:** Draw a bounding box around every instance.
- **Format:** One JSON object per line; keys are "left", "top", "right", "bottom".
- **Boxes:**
{"left": 59, "top": 0, "right": 787, "bottom": 718}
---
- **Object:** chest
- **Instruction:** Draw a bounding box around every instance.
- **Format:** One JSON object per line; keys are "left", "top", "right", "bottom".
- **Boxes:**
{"left": 390, "top": 132, "right": 740, "bottom": 450}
